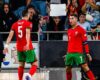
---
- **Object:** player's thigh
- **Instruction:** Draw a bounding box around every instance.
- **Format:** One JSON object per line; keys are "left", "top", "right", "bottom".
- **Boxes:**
{"left": 65, "top": 53, "right": 74, "bottom": 66}
{"left": 17, "top": 51, "right": 26, "bottom": 62}
{"left": 74, "top": 53, "right": 86, "bottom": 65}
{"left": 25, "top": 50, "right": 36, "bottom": 63}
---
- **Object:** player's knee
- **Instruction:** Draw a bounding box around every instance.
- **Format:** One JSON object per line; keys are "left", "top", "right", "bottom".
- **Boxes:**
{"left": 19, "top": 62, "right": 25, "bottom": 67}
{"left": 81, "top": 63, "right": 90, "bottom": 72}
{"left": 66, "top": 66, "right": 72, "bottom": 72}
{"left": 31, "top": 61, "right": 38, "bottom": 66}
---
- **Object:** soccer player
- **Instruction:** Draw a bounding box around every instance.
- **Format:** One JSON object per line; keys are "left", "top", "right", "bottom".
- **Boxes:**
{"left": 65, "top": 14, "right": 96, "bottom": 80}
{"left": 3, "top": 9, "right": 37, "bottom": 80}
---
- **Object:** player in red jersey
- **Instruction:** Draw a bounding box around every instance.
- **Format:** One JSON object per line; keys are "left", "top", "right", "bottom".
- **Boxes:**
{"left": 65, "top": 14, "right": 96, "bottom": 80}
{"left": 3, "top": 10, "right": 37, "bottom": 80}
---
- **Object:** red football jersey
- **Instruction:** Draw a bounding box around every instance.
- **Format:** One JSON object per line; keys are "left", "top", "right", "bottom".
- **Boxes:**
{"left": 67, "top": 25, "right": 89, "bottom": 53}
{"left": 11, "top": 19, "right": 33, "bottom": 51}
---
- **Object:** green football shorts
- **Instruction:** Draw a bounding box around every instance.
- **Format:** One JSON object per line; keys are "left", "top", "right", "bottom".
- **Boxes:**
{"left": 17, "top": 50, "right": 37, "bottom": 63}
{"left": 65, "top": 53, "right": 86, "bottom": 66}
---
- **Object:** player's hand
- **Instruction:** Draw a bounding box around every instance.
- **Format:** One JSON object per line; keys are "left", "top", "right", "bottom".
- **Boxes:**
{"left": 86, "top": 54, "right": 92, "bottom": 61}
{"left": 3, "top": 48, "right": 8, "bottom": 54}
{"left": 62, "top": 55, "right": 66, "bottom": 61}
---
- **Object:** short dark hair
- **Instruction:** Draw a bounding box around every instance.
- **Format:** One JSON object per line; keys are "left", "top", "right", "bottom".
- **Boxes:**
{"left": 26, "top": 5, "right": 39, "bottom": 14}
{"left": 79, "top": 13, "right": 86, "bottom": 16}
{"left": 27, "top": 5, "right": 35, "bottom": 10}
{"left": 22, "top": 9, "right": 28, "bottom": 17}
{"left": 70, "top": 14, "right": 78, "bottom": 18}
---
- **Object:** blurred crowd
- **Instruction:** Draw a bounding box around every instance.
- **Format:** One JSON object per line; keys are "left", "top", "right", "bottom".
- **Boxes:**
{"left": 0, "top": 0, "right": 100, "bottom": 41}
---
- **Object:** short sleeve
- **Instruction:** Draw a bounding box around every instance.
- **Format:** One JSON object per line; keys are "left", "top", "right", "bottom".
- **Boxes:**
{"left": 11, "top": 23, "right": 16, "bottom": 31}
{"left": 26, "top": 21, "right": 32, "bottom": 29}
{"left": 80, "top": 28, "right": 88, "bottom": 42}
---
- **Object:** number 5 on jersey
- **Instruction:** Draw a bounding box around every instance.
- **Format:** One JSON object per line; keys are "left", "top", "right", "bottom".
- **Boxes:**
{"left": 18, "top": 26, "right": 23, "bottom": 38}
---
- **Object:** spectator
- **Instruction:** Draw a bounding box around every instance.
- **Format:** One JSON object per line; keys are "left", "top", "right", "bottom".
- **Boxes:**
{"left": 0, "top": 3, "right": 18, "bottom": 40}
{"left": 0, "top": 3, "right": 17, "bottom": 40}
{"left": 82, "top": 0, "right": 100, "bottom": 28}
{"left": 12, "top": 0, "right": 35, "bottom": 19}
{"left": 47, "top": 16, "right": 64, "bottom": 40}
{"left": 0, "top": 3, "right": 17, "bottom": 32}
{"left": 38, "top": 16, "right": 49, "bottom": 40}
{"left": 91, "top": 23, "right": 100, "bottom": 40}
{"left": 27, "top": 5, "right": 39, "bottom": 41}
{"left": 26, "top": 0, "right": 49, "bottom": 16}
{"left": 65, "top": 0, "right": 80, "bottom": 29}
{"left": 78, "top": 13, "right": 91, "bottom": 31}
{"left": 66, "top": 0, "right": 80, "bottom": 17}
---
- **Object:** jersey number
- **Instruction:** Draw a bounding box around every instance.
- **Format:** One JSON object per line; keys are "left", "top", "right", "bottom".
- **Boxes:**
{"left": 18, "top": 26, "right": 23, "bottom": 38}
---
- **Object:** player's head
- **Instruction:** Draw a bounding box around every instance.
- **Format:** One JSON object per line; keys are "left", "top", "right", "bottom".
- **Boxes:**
{"left": 69, "top": 14, "right": 78, "bottom": 27}
{"left": 22, "top": 9, "right": 30, "bottom": 20}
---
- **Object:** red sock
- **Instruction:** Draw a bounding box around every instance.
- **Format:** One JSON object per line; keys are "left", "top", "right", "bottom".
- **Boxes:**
{"left": 66, "top": 71, "right": 72, "bottom": 80}
{"left": 18, "top": 66, "right": 24, "bottom": 80}
{"left": 86, "top": 70, "right": 95, "bottom": 80}
{"left": 29, "top": 65, "right": 37, "bottom": 76}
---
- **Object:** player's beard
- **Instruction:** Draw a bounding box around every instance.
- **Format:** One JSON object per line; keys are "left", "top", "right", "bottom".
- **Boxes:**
{"left": 71, "top": 23, "right": 77, "bottom": 29}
